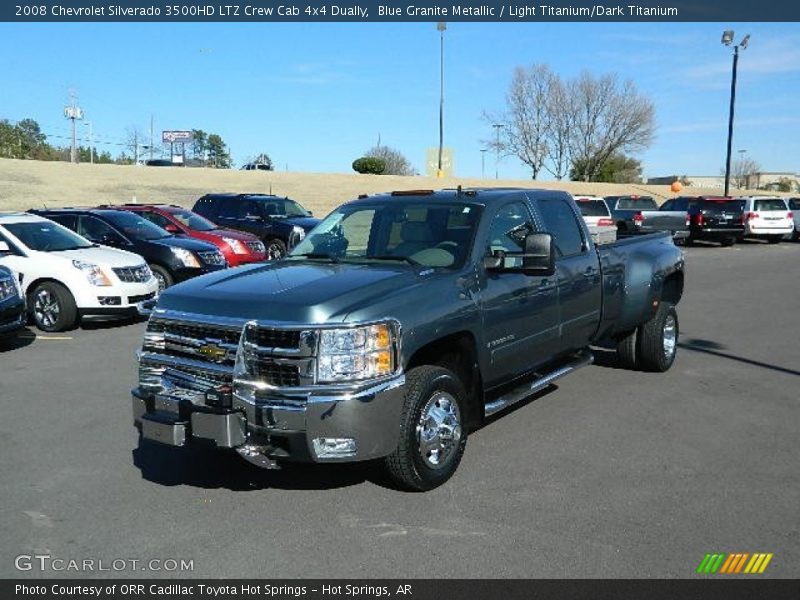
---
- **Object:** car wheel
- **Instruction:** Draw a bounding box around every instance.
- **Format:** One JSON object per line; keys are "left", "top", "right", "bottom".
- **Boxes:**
{"left": 384, "top": 366, "right": 468, "bottom": 492}
{"left": 615, "top": 329, "right": 638, "bottom": 369}
{"left": 637, "top": 302, "right": 679, "bottom": 373}
{"left": 30, "top": 282, "right": 78, "bottom": 332}
{"left": 149, "top": 264, "right": 173, "bottom": 292}
{"left": 266, "top": 239, "right": 287, "bottom": 260}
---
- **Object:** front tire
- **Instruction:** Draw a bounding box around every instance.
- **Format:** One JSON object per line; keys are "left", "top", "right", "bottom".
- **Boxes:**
{"left": 149, "top": 264, "right": 173, "bottom": 292}
{"left": 30, "top": 282, "right": 78, "bottom": 332}
{"left": 266, "top": 239, "right": 287, "bottom": 260}
{"left": 384, "top": 366, "right": 468, "bottom": 492}
{"left": 637, "top": 302, "right": 679, "bottom": 372}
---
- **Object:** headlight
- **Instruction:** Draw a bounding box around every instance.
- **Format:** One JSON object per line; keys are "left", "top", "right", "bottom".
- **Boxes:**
{"left": 292, "top": 225, "right": 306, "bottom": 241}
{"left": 72, "top": 260, "right": 112, "bottom": 286}
{"left": 317, "top": 323, "right": 395, "bottom": 383}
{"left": 222, "top": 237, "right": 247, "bottom": 254}
{"left": 0, "top": 275, "right": 19, "bottom": 301}
{"left": 170, "top": 247, "right": 201, "bottom": 268}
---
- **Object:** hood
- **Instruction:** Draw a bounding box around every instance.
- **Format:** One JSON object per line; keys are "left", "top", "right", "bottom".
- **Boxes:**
{"left": 208, "top": 228, "right": 260, "bottom": 241}
{"left": 283, "top": 216, "right": 321, "bottom": 230}
{"left": 157, "top": 260, "right": 428, "bottom": 323}
{"left": 151, "top": 236, "right": 220, "bottom": 252}
{"left": 42, "top": 245, "right": 147, "bottom": 268}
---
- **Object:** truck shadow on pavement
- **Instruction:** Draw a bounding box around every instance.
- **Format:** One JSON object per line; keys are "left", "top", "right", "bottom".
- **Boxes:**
{"left": 132, "top": 440, "right": 388, "bottom": 491}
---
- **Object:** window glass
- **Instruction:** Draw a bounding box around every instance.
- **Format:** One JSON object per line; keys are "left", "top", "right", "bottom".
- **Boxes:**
{"left": 78, "top": 216, "right": 125, "bottom": 244}
{"left": 660, "top": 200, "right": 674, "bottom": 211}
{"left": 754, "top": 199, "right": 788, "bottom": 212}
{"left": 99, "top": 211, "right": 170, "bottom": 241}
{"left": 139, "top": 211, "right": 173, "bottom": 229}
{"left": 576, "top": 200, "right": 610, "bottom": 217}
{"left": 217, "top": 201, "right": 241, "bottom": 219}
{"left": 487, "top": 202, "right": 535, "bottom": 268}
{"left": 537, "top": 197, "right": 585, "bottom": 257}
{"left": 5, "top": 221, "right": 93, "bottom": 252}
{"left": 617, "top": 197, "right": 658, "bottom": 210}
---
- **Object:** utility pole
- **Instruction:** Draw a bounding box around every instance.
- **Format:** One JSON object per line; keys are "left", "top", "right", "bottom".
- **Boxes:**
{"left": 84, "top": 121, "right": 94, "bottom": 164}
{"left": 436, "top": 22, "right": 447, "bottom": 178}
{"left": 480, "top": 149, "right": 488, "bottom": 179}
{"left": 134, "top": 131, "right": 139, "bottom": 164}
{"left": 492, "top": 123, "right": 504, "bottom": 179}
{"left": 150, "top": 114, "right": 154, "bottom": 160}
{"left": 63, "top": 89, "right": 83, "bottom": 164}
{"left": 721, "top": 31, "right": 750, "bottom": 197}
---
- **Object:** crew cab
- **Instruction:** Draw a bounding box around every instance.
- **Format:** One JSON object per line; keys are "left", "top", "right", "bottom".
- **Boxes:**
{"left": 133, "top": 188, "right": 684, "bottom": 491}
{"left": 0, "top": 213, "right": 159, "bottom": 332}
{"left": 641, "top": 196, "right": 745, "bottom": 246}
{"left": 0, "top": 265, "right": 26, "bottom": 337}
{"left": 32, "top": 208, "right": 227, "bottom": 291}
{"left": 738, "top": 196, "right": 794, "bottom": 243}
{"left": 192, "top": 193, "right": 320, "bottom": 259}
{"left": 101, "top": 204, "right": 267, "bottom": 267}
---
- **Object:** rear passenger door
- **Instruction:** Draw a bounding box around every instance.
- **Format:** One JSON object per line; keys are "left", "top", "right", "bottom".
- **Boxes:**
{"left": 534, "top": 196, "right": 602, "bottom": 352}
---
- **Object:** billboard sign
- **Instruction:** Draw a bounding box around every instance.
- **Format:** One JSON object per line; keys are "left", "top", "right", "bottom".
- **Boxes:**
{"left": 162, "top": 130, "right": 192, "bottom": 143}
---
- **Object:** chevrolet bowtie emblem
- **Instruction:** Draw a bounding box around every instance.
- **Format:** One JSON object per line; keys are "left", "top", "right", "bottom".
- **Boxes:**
{"left": 198, "top": 343, "right": 228, "bottom": 363}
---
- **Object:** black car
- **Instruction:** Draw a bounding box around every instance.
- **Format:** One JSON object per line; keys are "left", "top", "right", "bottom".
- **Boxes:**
{"left": 667, "top": 196, "right": 745, "bottom": 246}
{"left": 30, "top": 209, "right": 227, "bottom": 291}
{"left": 0, "top": 264, "right": 26, "bottom": 337}
{"left": 192, "top": 193, "right": 320, "bottom": 259}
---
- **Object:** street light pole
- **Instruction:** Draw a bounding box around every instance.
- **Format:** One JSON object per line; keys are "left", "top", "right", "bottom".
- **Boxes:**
{"left": 437, "top": 22, "right": 446, "bottom": 178}
{"left": 722, "top": 31, "right": 749, "bottom": 198}
{"left": 480, "top": 148, "right": 488, "bottom": 179}
{"left": 84, "top": 121, "right": 93, "bottom": 164}
{"left": 492, "top": 123, "right": 504, "bottom": 179}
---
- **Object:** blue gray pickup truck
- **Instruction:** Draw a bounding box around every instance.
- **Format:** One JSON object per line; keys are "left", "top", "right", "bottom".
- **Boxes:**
{"left": 133, "top": 188, "right": 685, "bottom": 491}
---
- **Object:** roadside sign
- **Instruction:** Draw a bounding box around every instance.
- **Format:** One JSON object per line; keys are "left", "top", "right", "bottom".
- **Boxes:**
{"left": 162, "top": 130, "right": 192, "bottom": 143}
{"left": 426, "top": 147, "right": 453, "bottom": 177}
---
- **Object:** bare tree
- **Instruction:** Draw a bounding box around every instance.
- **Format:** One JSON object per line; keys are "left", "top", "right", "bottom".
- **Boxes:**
{"left": 484, "top": 65, "right": 553, "bottom": 180}
{"left": 567, "top": 72, "right": 655, "bottom": 182}
{"left": 727, "top": 156, "right": 761, "bottom": 189}
{"left": 544, "top": 75, "right": 572, "bottom": 180}
{"left": 365, "top": 144, "right": 414, "bottom": 176}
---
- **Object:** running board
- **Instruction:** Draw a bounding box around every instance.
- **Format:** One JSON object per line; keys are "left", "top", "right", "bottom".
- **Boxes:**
{"left": 484, "top": 351, "right": 594, "bottom": 417}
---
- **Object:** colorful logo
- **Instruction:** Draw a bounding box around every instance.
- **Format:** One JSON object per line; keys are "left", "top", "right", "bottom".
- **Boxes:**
{"left": 697, "top": 553, "right": 773, "bottom": 574}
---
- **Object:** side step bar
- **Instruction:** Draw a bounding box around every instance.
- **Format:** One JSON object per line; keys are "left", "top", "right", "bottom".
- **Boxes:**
{"left": 484, "top": 351, "right": 594, "bottom": 417}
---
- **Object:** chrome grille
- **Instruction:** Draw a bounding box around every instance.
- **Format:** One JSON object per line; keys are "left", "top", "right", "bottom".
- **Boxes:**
{"left": 251, "top": 361, "right": 301, "bottom": 387}
{"left": 246, "top": 240, "right": 265, "bottom": 254}
{"left": 197, "top": 250, "right": 226, "bottom": 266}
{"left": 113, "top": 264, "right": 151, "bottom": 283}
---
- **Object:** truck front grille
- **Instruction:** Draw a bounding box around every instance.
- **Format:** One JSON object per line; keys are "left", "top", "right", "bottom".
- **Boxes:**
{"left": 251, "top": 362, "right": 301, "bottom": 387}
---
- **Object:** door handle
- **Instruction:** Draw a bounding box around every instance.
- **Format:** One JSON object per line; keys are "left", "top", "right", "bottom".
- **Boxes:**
{"left": 583, "top": 268, "right": 597, "bottom": 278}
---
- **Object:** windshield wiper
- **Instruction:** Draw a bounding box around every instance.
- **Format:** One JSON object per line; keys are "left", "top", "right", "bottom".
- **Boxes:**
{"left": 368, "top": 255, "right": 423, "bottom": 266}
{"left": 291, "top": 252, "right": 340, "bottom": 263}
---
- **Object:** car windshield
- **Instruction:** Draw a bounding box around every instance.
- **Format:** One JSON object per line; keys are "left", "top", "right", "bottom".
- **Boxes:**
{"left": 754, "top": 199, "right": 788, "bottom": 212}
{"left": 701, "top": 199, "right": 744, "bottom": 213}
{"left": 616, "top": 197, "right": 657, "bottom": 210}
{"left": 576, "top": 200, "right": 609, "bottom": 217}
{"left": 260, "top": 198, "right": 311, "bottom": 218}
{"left": 101, "top": 211, "right": 171, "bottom": 240}
{"left": 169, "top": 209, "right": 217, "bottom": 232}
{"left": 3, "top": 221, "right": 94, "bottom": 252}
{"left": 289, "top": 201, "right": 481, "bottom": 269}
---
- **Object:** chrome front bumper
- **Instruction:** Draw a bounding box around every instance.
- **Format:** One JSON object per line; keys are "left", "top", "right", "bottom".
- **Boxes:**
{"left": 132, "top": 374, "right": 407, "bottom": 463}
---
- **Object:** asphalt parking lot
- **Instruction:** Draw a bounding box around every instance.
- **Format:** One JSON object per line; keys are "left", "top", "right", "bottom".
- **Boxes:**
{"left": 1, "top": 240, "right": 798, "bottom": 579}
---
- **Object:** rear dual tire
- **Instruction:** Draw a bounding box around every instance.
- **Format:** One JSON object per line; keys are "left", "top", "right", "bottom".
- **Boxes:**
{"left": 615, "top": 302, "right": 679, "bottom": 373}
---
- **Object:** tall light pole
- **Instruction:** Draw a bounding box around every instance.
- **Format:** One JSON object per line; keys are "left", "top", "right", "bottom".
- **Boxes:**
{"left": 480, "top": 148, "right": 488, "bottom": 179}
{"left": 84, "top": 121, "right": 93, "bottom": 164}
{"left": 436, "top": 22, "right": 446, "bottom": 178}
{"left": 492, "top": 123, "right": 504, "bottom": 179}
{"left": 721, "top": 30, "right": 750, "bottom": 197}
{"left": 63, "top": 89, "right": 83, "bottom": 164}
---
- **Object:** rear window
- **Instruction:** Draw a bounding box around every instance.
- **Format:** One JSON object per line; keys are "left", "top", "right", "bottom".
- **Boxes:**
{"left": 616, "top": 197, "right": 657, "bottom": 210}
{"left": 575, "top": 200, "right": 610, "bottom": 217}
{"left": 754, "top": 199, "right": 788, "bottom": 212}
{"left": 788, "top": 199, "right": 799, "bottom": 211}
{"left": 700, "top": 199, "right": 744, "bottom": 214}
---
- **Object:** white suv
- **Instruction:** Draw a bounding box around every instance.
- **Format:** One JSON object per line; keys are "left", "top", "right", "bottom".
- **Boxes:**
{"left": 739, "top": 196, "right": 794, "bottom": 244}
{"left": 0, "top": 213, "right": 159, "bottom": 332}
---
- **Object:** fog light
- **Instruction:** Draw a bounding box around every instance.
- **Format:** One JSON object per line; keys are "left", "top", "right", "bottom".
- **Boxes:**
{"left": 312, "top": 437, "right": 357, "bottom": 458}
{"left": 98, "top": 296, "right": 122, "bottom": 306}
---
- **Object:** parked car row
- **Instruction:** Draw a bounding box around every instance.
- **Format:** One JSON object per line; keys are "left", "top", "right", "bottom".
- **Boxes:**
{"left": 576, "top": 194, "right": 797, "bottom": 247}
{"left": 0, "top": 193, "right": 319, "bottom": 333}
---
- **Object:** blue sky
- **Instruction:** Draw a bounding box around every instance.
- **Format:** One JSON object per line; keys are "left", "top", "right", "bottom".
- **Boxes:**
{"left": 1, "top": 22, "right": 798, "bottom": 179}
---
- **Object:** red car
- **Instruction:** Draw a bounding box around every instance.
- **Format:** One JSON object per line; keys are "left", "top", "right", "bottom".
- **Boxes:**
{"left": 104, "top": 204, "right": 267, "bottom": 267}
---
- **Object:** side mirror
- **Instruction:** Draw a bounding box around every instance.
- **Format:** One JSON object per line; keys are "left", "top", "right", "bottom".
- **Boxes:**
{"left": 0, "top": 241, "right": 9, "bottom": 252}
{"left": 164, "top": 224, "right": 179, "bottom": 233}
{"left": 522, "top": 233, "right": 555, "bottom": 275}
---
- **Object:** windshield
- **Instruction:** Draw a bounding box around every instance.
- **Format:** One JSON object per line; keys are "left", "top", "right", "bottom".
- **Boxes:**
{"left": 576, "top": 200, "right": 609, "bottom": 217}
{"left": 102, "top": 211, "right": 171, "bottom": 240}
{"left": 701, "top": 199, "right": 744, "bottom": 214}
{"left": 289, "top": 202, "right": 481, "bottom": 269}
{"left": 3, "top": 221, "right": 94, "bottom": 252}
{"left": 754, "top": 199, "right": 788, "bottom": 212}
{"left": 616, "top": 197, "right": 657, "bottom": 210}
{"left": 261, "top": 198, "right": 311, "bottom": 218}
{"left": 169, "top": 209, "right": 217, "bottom": 232}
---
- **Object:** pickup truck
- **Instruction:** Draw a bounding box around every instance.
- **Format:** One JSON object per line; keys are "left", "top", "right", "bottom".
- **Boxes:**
{"left": 0, "top": 265, "right": 26, "bottom": 337}
{"left": 133, "top": 188, "right": 685, "bottom": 491}
{"left": 638, "top": 196, "right": 745, "bottom": 246}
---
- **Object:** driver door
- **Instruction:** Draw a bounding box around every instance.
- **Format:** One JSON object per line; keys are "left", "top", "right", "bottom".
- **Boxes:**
{"left": 77, "top": 216, "right": 128, "bottom": 248}
{"left": 478, "top": 200, "right": 560, "bottom": 386}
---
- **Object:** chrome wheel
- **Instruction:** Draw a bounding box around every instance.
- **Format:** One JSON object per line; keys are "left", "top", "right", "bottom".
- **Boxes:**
{"left": 663, "top": 314, "right": 677, "bottom": 361}
{"left": 153, "top": 271, "right": 167, "bottom": 292}
{"left": 34, "top": 289, "right": 60, "bottom": 329}
{"left": 416, "top": 391, "right": 462, "bottom": 469}
{"left": 267, "top": 242, "right": 285, "bottom": 260}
